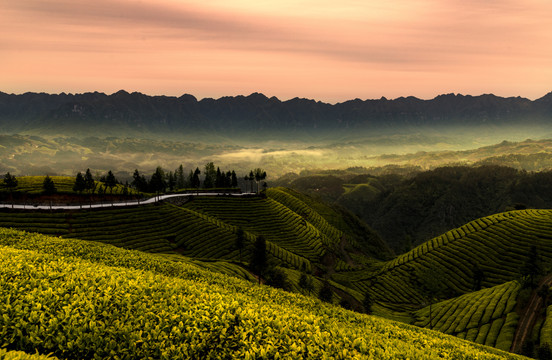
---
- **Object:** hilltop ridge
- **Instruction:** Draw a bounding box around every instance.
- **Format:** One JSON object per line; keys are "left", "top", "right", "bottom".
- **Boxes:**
{"left": 1, "top": 90, "right": 551, "bottom": 136}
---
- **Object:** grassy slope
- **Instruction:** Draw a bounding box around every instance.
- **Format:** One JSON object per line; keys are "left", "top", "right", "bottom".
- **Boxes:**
{"left": 357, "top": 209, "right": 552, "bottom": 312}
{"left": 0, "top": 188, "right": 390, "bottom": 272}
{"left": 329, "top": 209, "right": 552, "bottom": 352}
{"left": 3, "top": 189, "right": 552, "bottom": 354}
{"left": 413, "top": 281, "right": 521, "bottom": 351}
{"left": 267, "top": 188, "right": 393, "bottom": 260}
{"left": 0, "top": 228, "right": 525, "bottom": 360}
{"left": 0, "top": 189, "right": 389, "bottom": 310}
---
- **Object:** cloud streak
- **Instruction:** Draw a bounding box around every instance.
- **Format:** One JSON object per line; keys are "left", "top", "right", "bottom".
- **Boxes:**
{"left": 1, "top": 0, "right": 551, "bottom": 101}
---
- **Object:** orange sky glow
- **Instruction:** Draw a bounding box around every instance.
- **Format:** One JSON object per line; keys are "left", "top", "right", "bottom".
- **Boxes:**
{"left": 1, "top": 0, "right": 551, "bottom": 103}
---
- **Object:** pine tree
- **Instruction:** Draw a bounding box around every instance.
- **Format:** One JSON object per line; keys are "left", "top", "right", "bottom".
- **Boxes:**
{"left": 204, "top": 162, "right": 216, "bottom": 188}
{"left": 253, "top": 168, "right": 267, "bottom": 193}
{"left": 150, "top": 167, "right": 166, "bottom": 194}
{"left": 73, "top": 172, "right": 86, "bottom": 194}
{"left": 167, "top": 171, "right": 176, "bottom": 191}
{"left": 105, "top": 170, "right": 117, "bottom": 194}
{"left": 225, "top": 171, "right": 232, "bottom": 187}
{"left": 176, "top": 164, "right": 185, "bottom": 189}
{"left": 248, "top": 171, "right": 255, "bottom": 193}
{"left": 243, "top": 175, "right": 249, "bottom": 192}
{"left": 192, "top": 168, "right": 201, "bottom": 188}
{"left": 418, "top": 268, "right": 445, "bottom": 327}
{"left": 84, "top": 168, "right": 95, "bottom": 194}
{"left": 42, "top": 175, "right": 57, "bottom": 195}
{"left": 3, "top": 172, "right": 18, "bottom": 206}
{"left": 215, "top": 167, "right": 223, "bottom": 188}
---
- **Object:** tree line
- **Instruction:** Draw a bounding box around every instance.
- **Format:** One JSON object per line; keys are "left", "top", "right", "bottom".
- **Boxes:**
{"left": 130, "top": 163, "right": 266, "bottom": 194}
{"left": 3, "top": 162, "right": 268, "bottom": 196}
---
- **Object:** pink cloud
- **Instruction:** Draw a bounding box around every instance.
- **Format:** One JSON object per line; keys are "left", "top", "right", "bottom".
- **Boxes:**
{"left": 1, "top": 0, "right": 551, "bottom": 102}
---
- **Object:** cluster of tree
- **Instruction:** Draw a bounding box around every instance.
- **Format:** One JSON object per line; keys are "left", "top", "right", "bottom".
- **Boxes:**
{"left": 131, "top": 163, "right": 244, "bottom": 193}
{"left": 3, "top": 172, "right": 57, "bottom": 195}
{"left": 73, "top": 169, "right": 112, "bottom": 195}
{"left": 243, "top": 168, "right": 267, "bottom": 193}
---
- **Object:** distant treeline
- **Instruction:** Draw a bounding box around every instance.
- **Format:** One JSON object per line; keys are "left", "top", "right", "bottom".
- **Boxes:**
{"left": 129, "top": 163, "right": 266, "bottom": 194}
{"left": 2, "top": 163, "right": 267, "bottom": 196}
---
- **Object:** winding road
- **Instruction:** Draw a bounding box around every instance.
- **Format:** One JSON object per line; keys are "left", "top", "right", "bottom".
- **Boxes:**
{"left": 0, "top": 192, "right": 255, "bottom": 211}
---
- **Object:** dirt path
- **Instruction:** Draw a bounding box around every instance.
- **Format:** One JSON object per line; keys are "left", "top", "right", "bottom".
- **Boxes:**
{"left": 511, "top": 274, "right": 552, "bottom": 353}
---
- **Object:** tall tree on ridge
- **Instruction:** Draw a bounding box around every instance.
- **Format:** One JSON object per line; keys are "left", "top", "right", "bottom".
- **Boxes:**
{"left": 131, "top": 169, "right": 148, "bottom": 192}
{"left": 150, "top": 167, "right": 167, "bottom": 195}
{"left": 253, "top": 168, "right": 267, "bottom": 193}
{"left": 84, "top": 168, "right": 95, "bottom": 194}
{"left": 318, "top": 280, "right": 334, "bottom": 303}
{"left": 215, "top": 167, "right": 223, "bottom": 188}
{"left": 105, "top": 170, "right": 117, "bottom": 194}
{"left": 192, "top": 167, "right": 201, "bottom": 189}
{"left": 203, "top": 162, "right": 216, "bottom": 188}
{"left": 167, "top": 171, "right": 176, "bottom": 191}
{"left": 42, "top": 175, "right": 57, "bottom": 195}
{"left": 176, "top": 164, "right": 185, "bottom": 189}
{"left": 73, "top": 172, "right": 86, "bottom": 194}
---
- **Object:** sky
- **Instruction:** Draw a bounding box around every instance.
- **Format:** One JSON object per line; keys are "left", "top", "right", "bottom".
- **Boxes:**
{"left": 1, "top": 0, "right": 551, "bottom": 103}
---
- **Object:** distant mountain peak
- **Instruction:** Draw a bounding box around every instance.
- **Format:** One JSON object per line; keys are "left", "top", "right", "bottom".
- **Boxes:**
{"left": 0, "top": 90, "right": 550, "bottom": 135}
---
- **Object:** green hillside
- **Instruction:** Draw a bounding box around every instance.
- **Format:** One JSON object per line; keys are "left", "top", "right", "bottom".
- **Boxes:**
{"left": 4, "top": 189, "right": 552, "bottom": 356}
{"left": 413, "top": 281, "right": 521, "bottom": 351}
{"left": 0, "top": 188, "right": 393, "bottom": 309}
{"left": 0, "top": 228, "right": 525, "bottom": 359}
{"left": 327, "top": 209, "right": 552, "bottom": 356}
{"left": 351, "top": 209, "right": 552, "bottom": 312}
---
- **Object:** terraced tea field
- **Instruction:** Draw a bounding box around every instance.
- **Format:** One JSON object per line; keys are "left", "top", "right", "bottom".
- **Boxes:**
{"left": 4, "top": 188, "right": 552, "bottom": 355}
{"left": 0, "top": 228, "right": 527, "bottom": 360}
{"left": 413, "top": 281, "right": 521, "bottom": 351}
{"left": 339, "top": 210, "right": 552, "bottom": 312}
{"left": 0, "top": 189, "right": 373, "bottom": 277}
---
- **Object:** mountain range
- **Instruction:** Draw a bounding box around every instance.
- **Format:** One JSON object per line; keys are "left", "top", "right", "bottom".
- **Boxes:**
{"left": 1, "top": 90, "right": 551, "bottom": 136}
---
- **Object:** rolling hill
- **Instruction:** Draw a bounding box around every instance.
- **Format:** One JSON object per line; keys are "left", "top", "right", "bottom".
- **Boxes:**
{"left": 2, "top": 187, "right": 552, "bottom": 356}
{"left": 0, "top": 187, "right": 391, "bottom": 283}
{"left": 0, "top": 228, "right": 525, "bottom": 359}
